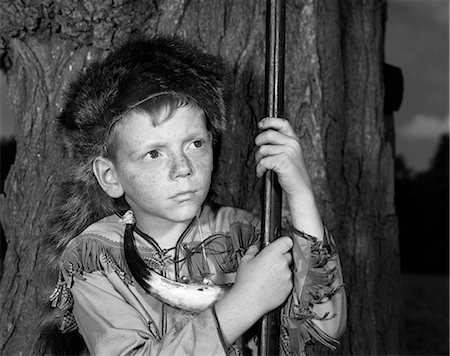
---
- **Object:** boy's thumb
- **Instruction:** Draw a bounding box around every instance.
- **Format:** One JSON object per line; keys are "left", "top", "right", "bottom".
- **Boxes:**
{"left": 240, "top": 245, "right": 259, "bottom": 263}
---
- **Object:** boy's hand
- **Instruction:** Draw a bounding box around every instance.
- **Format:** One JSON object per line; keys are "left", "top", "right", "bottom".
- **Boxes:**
{"left": 233, "top": 236, "right": 293, "bottom": 315}
{"left": 255, "top": 117, "right": 323, "bottom": 237}
{"left": 214, "top": 237, "right": 293, "bottom": 345}
{"left": 255, "top": 117, "right": 312, "bottom": 200}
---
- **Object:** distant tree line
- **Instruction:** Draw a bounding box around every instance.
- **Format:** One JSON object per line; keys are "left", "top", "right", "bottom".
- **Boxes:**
{"left": 395, "top": 134, "right": 449, "bottom": 274}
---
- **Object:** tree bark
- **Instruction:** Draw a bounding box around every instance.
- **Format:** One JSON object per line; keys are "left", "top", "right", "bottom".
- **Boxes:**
{"left": 0, "top": 0, "right": 401, "bottom": 355}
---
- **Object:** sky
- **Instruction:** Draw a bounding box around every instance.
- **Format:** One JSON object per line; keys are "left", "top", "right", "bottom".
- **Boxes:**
{"left": 385, "top": 0, "right": 449, "bottom": 172}
{"left": 1, "top": 1, "right": 449, "bottom": 172}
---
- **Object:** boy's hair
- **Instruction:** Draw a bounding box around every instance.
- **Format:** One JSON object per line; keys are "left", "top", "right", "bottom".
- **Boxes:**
{"left": 48, "top": 35, "right": 227, "bottom": 257}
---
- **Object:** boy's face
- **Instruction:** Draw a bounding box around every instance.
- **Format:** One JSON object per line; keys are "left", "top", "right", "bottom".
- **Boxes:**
{"left": 110, "top": 104, "right": 213, "bottom": 228}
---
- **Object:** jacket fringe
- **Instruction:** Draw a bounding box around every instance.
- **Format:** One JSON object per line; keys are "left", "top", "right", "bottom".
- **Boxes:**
{"left": 281, "top": 227, "right": 344, "bottom": 356}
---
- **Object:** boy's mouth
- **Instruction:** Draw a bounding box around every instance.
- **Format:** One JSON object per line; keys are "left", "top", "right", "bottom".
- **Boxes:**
{"left": 171, "top": 190, "right": 198, "bottom": 201}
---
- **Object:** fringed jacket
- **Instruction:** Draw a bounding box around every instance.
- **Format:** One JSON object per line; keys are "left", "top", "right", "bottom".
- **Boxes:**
{"left": 49, "top": 204, "right": 346, "bottom": 356}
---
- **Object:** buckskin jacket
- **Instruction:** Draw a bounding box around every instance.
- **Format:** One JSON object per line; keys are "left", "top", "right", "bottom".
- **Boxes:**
{"left": 49, "top": 204, "right": 346, "bottom": 356}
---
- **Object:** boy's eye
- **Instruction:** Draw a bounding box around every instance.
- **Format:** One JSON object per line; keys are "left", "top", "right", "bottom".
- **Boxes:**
{"left": 193, "top": 140, "right": 203, "bottom": 148}
{"left": 148, "top": 150, "right": 159, "bottom": 159}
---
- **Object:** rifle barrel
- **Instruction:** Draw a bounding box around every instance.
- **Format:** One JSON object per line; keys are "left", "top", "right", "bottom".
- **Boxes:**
{"left": 259, "top": 0, "right": 285, "bottom": 355}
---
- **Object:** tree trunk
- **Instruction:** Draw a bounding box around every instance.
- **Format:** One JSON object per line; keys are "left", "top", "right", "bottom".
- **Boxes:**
{"left": 0, "top": 0, "right": 401, "bottom": 355}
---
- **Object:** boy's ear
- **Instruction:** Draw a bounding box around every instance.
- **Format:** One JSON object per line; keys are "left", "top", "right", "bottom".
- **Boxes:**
{"left": 93, "top": 156, "right": 124, "bottom": 198}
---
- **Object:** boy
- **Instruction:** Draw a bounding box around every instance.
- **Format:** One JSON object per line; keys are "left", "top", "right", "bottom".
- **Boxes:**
{"left": 43, "top": 35, "right": 346, "bottom": 355}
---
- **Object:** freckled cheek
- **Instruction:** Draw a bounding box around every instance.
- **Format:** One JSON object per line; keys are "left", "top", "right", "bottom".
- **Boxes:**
{"left": 194, "top": 152, "right": 214, "bottom": 177}
{"left": 123, "top": 169, "right": 168, "bottom": 196}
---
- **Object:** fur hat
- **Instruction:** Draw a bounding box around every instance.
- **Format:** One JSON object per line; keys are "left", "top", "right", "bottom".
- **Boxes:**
{"left": 48, "top": 35, "right": 227, "bottom": 257}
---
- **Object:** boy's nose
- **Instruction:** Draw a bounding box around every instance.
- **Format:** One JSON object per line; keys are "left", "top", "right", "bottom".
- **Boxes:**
{"left": 170, "top": 153, "right": 193, "bottom": 179}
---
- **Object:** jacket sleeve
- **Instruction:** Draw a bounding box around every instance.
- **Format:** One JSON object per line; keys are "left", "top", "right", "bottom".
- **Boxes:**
{"left": 217, "top": 207, "right": 346, "bottom": 354}
{"left": 281, "top": 226, "right": 347, "bottom": 356}
{"left": 70, "top": 269, "right": 227, "bottom": 356}
{"left": 208, "top": 209, "right": 347, "bottom": 355}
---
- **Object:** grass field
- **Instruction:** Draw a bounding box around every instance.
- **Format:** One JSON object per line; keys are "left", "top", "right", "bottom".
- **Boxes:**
{"left": 402, "top": 273, "right": 449, "bottom": 355}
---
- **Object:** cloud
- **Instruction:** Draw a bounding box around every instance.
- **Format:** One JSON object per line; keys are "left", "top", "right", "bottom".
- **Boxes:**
{"left": 397, "top": 114, "right": 449, "bottom": 140}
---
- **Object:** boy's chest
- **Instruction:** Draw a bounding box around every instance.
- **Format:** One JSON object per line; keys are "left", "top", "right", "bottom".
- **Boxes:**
{"left": 139, "top": 225, "right": 238, "bottom": 285}
{"left": 135, "top": 230, "right": 237, "bottom": 336}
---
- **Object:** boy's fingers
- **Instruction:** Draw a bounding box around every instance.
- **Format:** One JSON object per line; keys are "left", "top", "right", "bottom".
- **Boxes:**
{"left": 241, "top": 245, "right": 259, "bottom": 262}
{"left": 263, "top": 236, "right": 293, "bottom": 254}
{"left": 257, "top": 117, "right": 295, "bottom": 136}
{"left": 255, "top": 129, "right": 290, "bottom": 147}
{"left": 277, "top": 236, "right": 294, "bottom": 251}
{"left": 255, "top": 140, "right": 301, "bottom": 163}
{"left": 255, "top": 153, "right": 284, "bottom": 178}
{"left": 255, "top": 144, "right": 285, "bottom": 163}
